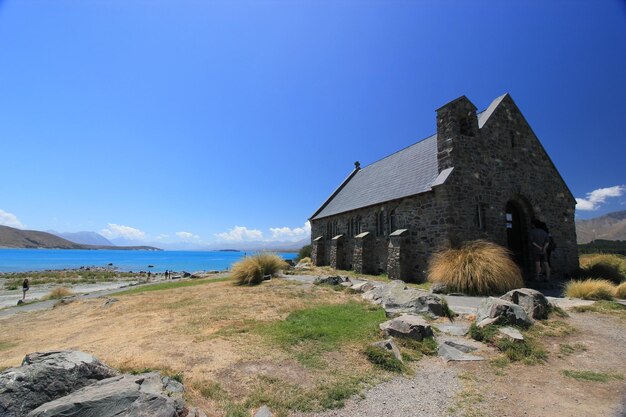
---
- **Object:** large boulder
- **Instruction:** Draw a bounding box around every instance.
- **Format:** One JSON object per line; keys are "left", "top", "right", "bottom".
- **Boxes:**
{"left": 0, "top": 351, "right": 117, "bottom": 417}
{"left": 379, "top": 314, "right": 433, "bottom": 341}
{"left": 476, "top": 297, "right": 532, "bottom": 327}
{"left": 27, "top": 372, "right": 184, "bottom": 417}
{"left": 500, "top": 288, "right": 549, "bottom": 320}
{"left": 362, "top": 280, "right": 446, "bottom": 316}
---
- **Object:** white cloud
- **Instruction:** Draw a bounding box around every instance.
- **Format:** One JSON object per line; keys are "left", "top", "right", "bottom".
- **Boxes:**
{"left": 0, "top": 209, "right": 24, "bottom": 229}
{"left": 100, "top": 223, "right": 146, "bottom": 241}
{"left": 269, "top": 221, "right": 311, "bottom": 241}
{"left": 215, "top": 226, "right": 263, "bottom": 241}
{"left": 155, "top": 234, "right": 169, "bottom": 240}
{"left": 176, "top": 231, "right": 200, "bottom": 240}
{"left": 575, "top": 185, "right": 625, "bottom": 211}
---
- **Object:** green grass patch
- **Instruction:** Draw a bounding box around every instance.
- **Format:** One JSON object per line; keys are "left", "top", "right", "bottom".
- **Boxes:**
{"left": 395, "top": 336, "right": 438, "bottom": 362}
{"left": 558, "top": 343, "right": 587, "bottom": 357}
{"left": 469, "top": 323, "right": 546, "bottom": 365}
{"left": 561, "top": 370, "right": 624, "bottom": 383}
{"left": 571, "top": 300, "right": 626, "bottom": 318}
{"left": 468, "top": 323, "right": 499, "bottom": 342}
{"left": 364, "top": 345, "right": 406, "bottom": 372}
{"left": 113, "top": 277, "right": 230, "bottom": 295}
{"left": 256, "top": 301, "right": 386, "bottom": 368}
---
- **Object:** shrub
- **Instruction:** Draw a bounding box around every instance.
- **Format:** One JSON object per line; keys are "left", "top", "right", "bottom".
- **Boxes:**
{"left": 298, "top": 257, "right": 312, "bottom": 265}
{"left": 576, "top": 254, "right": 626, "bottom": 284}
{"left": 232, "top": 253, "right": 288, "bottom": 286}
{"left": 564, "top": 279, "right": 615, "bottom": 300}
{"left": 427, "top": 240, "right": 523, "bottom": 296}
{"left": 614, "top": 282, "right": 626, "bottom": 299}
{"left": 296, "top": 245, "right": 312, "bottom": 262}
{"left": 44, "top": 287, "right": 74, "bottom": 299}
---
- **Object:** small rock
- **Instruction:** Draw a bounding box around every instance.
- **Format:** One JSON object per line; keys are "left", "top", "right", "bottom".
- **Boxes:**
{"left": 438, "top": 343, "right": 484, "bottom": 362}
{"left": 497, "top": 326, "right": 524, "bottom": 342}
{"left": 379, "top": 314, "right": 433, "bottom": 341}
{"left": 442, "top": 340, "right": 477, "bottom": 353}
{"left": 430, "top": 282, "right": 448, "bottom": 294}
{"left": 102, "top": 298, "right": 119, "bottom": 308}
{"left": 371, "top": 339, "right": 403, "bottom": 362}
{"left": 314, "top": 276, "right": 344, "bottom": 286}
{"left": 476, "top": 317, "right": 499, "bottom": 328}
{"left": 435, "top": 323, "right": 469, "bottom": 336}
{"left": 254, "top": 405, "right": 274, "bottom": 417}
{"left": 53, "top": 296, "right": 77, "bottom": 308}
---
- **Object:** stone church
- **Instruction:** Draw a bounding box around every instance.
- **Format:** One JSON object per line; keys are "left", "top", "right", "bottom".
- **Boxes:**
{"left": 309, "top": 94, "right": 578, "bottom": 282}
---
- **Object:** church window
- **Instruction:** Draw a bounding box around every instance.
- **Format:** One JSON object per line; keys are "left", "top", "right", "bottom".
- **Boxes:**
{"left": 387, "top": 209, "right": 397, "bottom": 234}
{"left": 476, "top": 204, "right": 487, "bottom": 230}
{"left": 356, "top": 216, "right": 362, "bottom": 235}
{"left": 376, "top": 211, "right": 385, "bottom": 236}
{"left": 459, "top": 114, "right": 475, "bottom": 137}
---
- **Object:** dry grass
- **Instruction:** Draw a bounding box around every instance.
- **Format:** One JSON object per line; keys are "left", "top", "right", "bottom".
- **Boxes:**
{"left": 577, "top": 254, "right": 626, "bottom": 284}
{"left": 564, "top": 279, "right": 616, "bottom": 300}
{"left": 427, "top": 240, "right": 523, "bottom": 296}
{"left": 43, "top": 287, "right": 74, "bottom": 299}
{"left": 615, "top": 282, "right": 626, "bottom": 299}
{"left": 232, "top": 253, "right": 288, "bottom": 285}
{"left": 1, "top": 278, "right": 387, "bottom": 416}
{"left": 298, "top": 257, "right": 312, "bottom": 265}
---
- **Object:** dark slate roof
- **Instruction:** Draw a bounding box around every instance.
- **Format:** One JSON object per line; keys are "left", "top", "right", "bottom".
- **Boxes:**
{"left": 311, "top": 134, "right": 441, "bottom": 220}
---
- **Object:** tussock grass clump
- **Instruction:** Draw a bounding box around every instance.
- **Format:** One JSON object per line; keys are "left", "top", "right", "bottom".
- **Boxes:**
{"left": 44, "top": 287, "right": 74, "bottom": 299}
{"left": 427, "top": 240, "right": 523, "bottom": 296}
{"left": 615, "top": 282, "right": 626, "bottom": 299}
{"left": 232, "top": 253, "right": 288, "bottom": 286}
{"left": 577, "top": 254, "right": 626, "bottom": 284}
{"left": 298, "top": 257, "right": 312, "bottom": 265}
{"left": 564, "top": 279, "right": 615, "bottom": 300}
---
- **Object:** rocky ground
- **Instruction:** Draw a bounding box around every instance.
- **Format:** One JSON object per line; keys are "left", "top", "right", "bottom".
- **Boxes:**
{"left": 1, "top": 270, "right": 624, "bottom": 417}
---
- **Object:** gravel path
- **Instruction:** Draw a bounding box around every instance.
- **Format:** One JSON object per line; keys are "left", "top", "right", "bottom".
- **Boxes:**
{"left": 293, "top": 358, "right": 460, "bottom": 417}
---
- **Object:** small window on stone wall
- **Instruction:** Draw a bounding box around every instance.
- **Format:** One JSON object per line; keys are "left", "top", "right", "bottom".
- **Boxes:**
{"left": 356, "top": 216, "right": 362, "bottom": 235}
{"left": 387, "top": 209, "right": 397, "bottom": 235}
{"left": 326, "top": 222, "right": 331, "bottom": 240}
{"left": 459, "top": 115, "right": 475, "bottom": 137}
{"left": 510, "top": 131, "right": 516, "bottom": 148}
{"left": 376, "top": 211, "right": 385, "bottom": 236}
{"left": 476, "top": 204, "right": 487, "bottom": 230}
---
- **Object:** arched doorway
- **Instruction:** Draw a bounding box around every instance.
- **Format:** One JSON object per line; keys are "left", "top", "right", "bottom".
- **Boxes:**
{"left": 505, "top": 198, "right": 532, "bottom": 276}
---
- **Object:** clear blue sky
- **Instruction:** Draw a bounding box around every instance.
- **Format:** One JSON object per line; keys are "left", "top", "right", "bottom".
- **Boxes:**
{"left": 1, "top": 0, "right": 625, "bottom": 247}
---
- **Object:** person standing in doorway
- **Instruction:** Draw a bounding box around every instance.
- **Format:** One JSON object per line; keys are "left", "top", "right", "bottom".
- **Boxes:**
{"left": 531, "top": 219, "right": 550, "bottom": 281}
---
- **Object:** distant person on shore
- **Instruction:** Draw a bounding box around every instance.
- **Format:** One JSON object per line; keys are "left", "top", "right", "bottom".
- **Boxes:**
{"left": 165, "top": 270, "right": 169, "bottom": 280}
{"left": 22, "top": 278, "right": 29, "bottom": 300}
{"left": 531, "top": 219, "right": 550, "bottom": 281}
{"left": 147, "top": 271, "right": 151, "bottom": 279}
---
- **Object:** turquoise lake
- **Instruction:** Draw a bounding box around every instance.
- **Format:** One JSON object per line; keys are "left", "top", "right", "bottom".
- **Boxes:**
{"left": 0, "top": 249, "right": 297, "bottom": 273}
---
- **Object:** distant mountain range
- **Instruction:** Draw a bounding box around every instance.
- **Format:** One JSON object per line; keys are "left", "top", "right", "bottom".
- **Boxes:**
{"left": 575, "top": 210, "right": 626, "bottom": 243}
{"left": 0, "top": 225, "right": 160, "bottom": 251}
{"left": 48, "top": 230, "right": 115, "bottom": 246}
